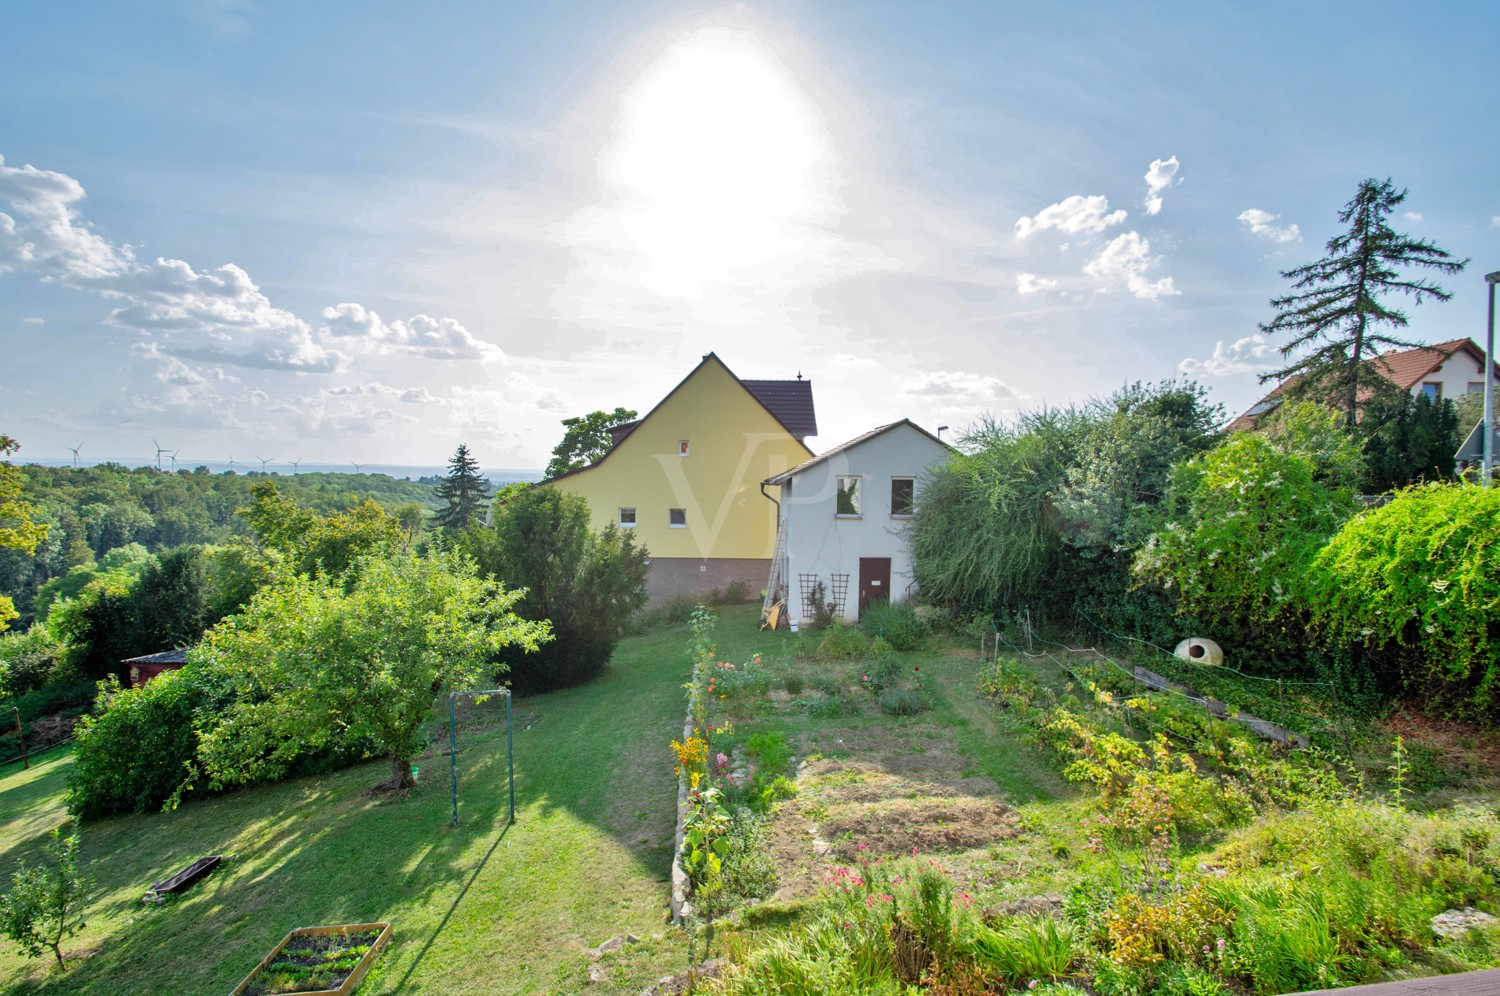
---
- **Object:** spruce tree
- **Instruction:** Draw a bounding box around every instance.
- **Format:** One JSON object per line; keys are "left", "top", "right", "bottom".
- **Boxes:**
{"left": 433, "top": 444, "right": 491, "bottom": 531}
{"left": 1258, "top": 178, "right": 1468, "bottom": 426}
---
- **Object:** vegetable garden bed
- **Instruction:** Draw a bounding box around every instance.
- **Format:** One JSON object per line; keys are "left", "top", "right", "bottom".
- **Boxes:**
{"left": 230, "top": 922, "right": 391, "bottom": 996}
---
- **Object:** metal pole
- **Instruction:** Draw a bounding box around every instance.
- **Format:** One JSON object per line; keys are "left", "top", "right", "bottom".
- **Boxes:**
{"left": 450, "top": 693, "right": 459, "bottom": 827}
{"left": 506, "top": 690, "right": 515, "bottom": 824}
{"left": 12, "top": 707, "right": 27, "bottom": 770}
{"left": 1484, "top": 272, "right": 1500, "bottom": 486}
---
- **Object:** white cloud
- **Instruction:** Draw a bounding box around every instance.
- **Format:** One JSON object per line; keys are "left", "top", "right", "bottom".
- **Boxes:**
{"left": 1143, "top": 156, "right": 1180, "bottom": 215}
{"left": 1178, "top": 334, "right": 1276, "bottom": 377}
{"left": 1083, "top": 232, "right": 1179, "bottom": 300}
{"left": 1404, "top": 211, "right": 1423, "bottom": 222}
{"left": 1015, "top": 272, "right": 1058, "bottom": 295}
{"left": 21, "top": 316, "right": 44, "bottom": 325}
{"left": 1238, "top": 208, "right": 1301, "bottom": 243}
{"left": 902, "top": 370, "right": 1019, "bottom": 404}
{"left": 320, "top": 302, "right": 500, "bottom": 361}
{"left": 0, "top": 153, "right": 486, "bottom": 374}
{"left": 1014, "top": 194, "right": 1127, "bottom": 240}
{"left": 1491, "top": 215, "right": 1500, "bottom": 228}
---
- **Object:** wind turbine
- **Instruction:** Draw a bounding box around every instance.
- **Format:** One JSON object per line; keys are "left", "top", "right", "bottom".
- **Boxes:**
{"left": 255, "top": 455, "right": 274, "bottom": 474}
{"left": 67, "top": 444, "right": 82, "bottom": 468}
{"left": 168, "top": 450, "right": 180, "bottom": 473}
{"left": 227, "top": 453, "right": 238, "bottom": 473}
{"left": 290, "top": 458, "right": 303, "bottom": 475}
{"left": 351, "top": 461, "right": 365, "bottom": 474}
{"left": 153, "top": 439, "right": 170, "bottom": 472}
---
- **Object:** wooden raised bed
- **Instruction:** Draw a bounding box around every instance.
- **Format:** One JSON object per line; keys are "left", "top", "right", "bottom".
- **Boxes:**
{"left": 229, "top": 922, "right": 392, "bottom": 996}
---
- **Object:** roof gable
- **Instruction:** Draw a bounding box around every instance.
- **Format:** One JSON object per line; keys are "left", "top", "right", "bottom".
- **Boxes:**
{"left": 541, "top": 353, "right": 816, "bottom": 483}
{"left": 764, "top": 419, "right": 953, "bottom": 485}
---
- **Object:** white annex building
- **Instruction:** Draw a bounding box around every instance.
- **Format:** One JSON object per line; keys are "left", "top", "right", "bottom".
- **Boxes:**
{"left": 761, "top": 419, "right": 952, "bottom": 624}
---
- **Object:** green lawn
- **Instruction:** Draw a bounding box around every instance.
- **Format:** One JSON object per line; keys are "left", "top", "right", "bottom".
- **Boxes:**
{"left": 0, "top": 605, "right": 1065, "bottom": 994}
{"left": 0, "top": 622, "right": 698, "bottom": 994}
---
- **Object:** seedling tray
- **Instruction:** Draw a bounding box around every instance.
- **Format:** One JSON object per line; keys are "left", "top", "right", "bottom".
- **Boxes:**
{"left": 230, "top": 921, "right": 392, "bottom": 996}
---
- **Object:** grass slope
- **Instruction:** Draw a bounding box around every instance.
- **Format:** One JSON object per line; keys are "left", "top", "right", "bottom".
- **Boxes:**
{"left": 0, "top": 623, "right": 693, "bottom": 995}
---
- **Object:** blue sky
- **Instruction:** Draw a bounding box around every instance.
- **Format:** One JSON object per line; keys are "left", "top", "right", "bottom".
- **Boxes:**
{"left": 3, "top": 0, "right": 1496, "bottom": 469}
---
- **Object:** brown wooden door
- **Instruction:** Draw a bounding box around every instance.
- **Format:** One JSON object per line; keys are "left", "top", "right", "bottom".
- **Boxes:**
{"left": 858, "top": 557, "right": 891, "bottom": 617}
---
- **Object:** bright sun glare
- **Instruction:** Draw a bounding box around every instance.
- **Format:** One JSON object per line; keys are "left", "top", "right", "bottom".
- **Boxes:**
{"left": 591, "top": 27, "right": 844, "bottom": 299}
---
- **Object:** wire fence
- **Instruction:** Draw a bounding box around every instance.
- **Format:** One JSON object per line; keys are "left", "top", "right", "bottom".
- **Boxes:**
{"left": 981, "top": 616, "right": 1351, "bottom": 756}
{"left": 0, "top": 736, "right": 74, "bottom": 775}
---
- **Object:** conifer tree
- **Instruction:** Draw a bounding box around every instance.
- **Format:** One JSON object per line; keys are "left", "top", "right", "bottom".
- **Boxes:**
{"left": 433, "top": 444, "right": 490, "bottom": 531}
{"left": 1258, "top": 178, "right": 1468, "bottom": 426}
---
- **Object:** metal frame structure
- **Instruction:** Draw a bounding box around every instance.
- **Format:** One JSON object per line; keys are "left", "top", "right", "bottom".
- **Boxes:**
{"left": 448, "top": 688, "right": 514, "bottom": 828}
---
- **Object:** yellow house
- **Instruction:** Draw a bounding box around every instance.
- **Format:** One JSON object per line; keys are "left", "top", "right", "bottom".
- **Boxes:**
{"left": 544, "top": 353, "right": 816, "bottom": 603}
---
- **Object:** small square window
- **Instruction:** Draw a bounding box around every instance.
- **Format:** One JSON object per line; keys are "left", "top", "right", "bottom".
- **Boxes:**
{"left": 618, "top": 507, "right": 636, "bottom": 528}
{"left": 669, "top": 508, "right": 687, "bottom": 528}
{"left": 891, "top": 478, "right": 915, "bottom": 517}
{"left": 1419, "top": 382, "right": 1442, "bottom": 401}
{"left": 1469, "top": 382, "right": 1485, "bottom": 395}
{"left": 836, "top": 476, "right": 861, "bottom": 516}
{"left": 679, "top": 440, "right": 690, "bottom": 457}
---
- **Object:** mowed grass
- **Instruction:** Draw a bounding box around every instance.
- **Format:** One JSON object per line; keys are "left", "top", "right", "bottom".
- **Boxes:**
{"left": 0, "top": 622, "right": 698, "bottom": 995}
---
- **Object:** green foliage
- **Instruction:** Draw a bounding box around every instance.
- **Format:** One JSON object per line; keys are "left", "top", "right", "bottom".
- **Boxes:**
{"left": 461, "top": 487, "right": 648, "bottom": 692}
{"left": 875, "top": 687, "right": 924, "bottom": 716}
{"left": 432, "top": 443, "right": 490, "bottom": 531}
{"left": 197, "top": 550, "right": 549, "bottom": 791}
{"left": 1359, "top": 391, "right": 1461, "bottom": 491}
{"left": 30, "top": 543, "right": 151, "bottom": 624}
{"left": 46, "top": 570, "right": 140, "bottom": 681}
{"left": 0, "top": 624, "right": 69, "bottom": 697}
{"left": 1307, "top": 482, "right": 1500, "bottom": 714}
{"left": 0, "top": 827, "right": 89, "bottom": 970}
{"left": 0, "top": 435, "right": 49, "bottom": 632}
{"left": 543, "top": 407, "right": 637, "bottom": 479}
{"left": 968, "top": 915, "right": 1078, "bottom": 984}
{"left": 858, "top": 601, "right": 931, "bottom": 651}
{"left": 1133, "top": 424, "right": 1358, "bottom": 637}
{"left": 65, "top": 670, "right": 229, "bottom": 819}
{"left": 239, "top": 481, "right": 401, "bottom": 579}
{"left": 1257, "top": 178, "right": 1468, "bottom": 426}
{"left": 816, "top": 621, "right": 868, "bottom": 658}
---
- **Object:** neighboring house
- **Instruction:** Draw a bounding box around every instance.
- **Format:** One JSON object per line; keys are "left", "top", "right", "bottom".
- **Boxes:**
{"left": 761, "top": 420, "right": 952, "bottom": 624}
{"left": 1228, "top": 338, "right": 1495, "bottom": 432}
{"left": 124, "top": 648, "right": 190, "bottom": 689}
{"left": 544, "top": 353, "right": 816, "bottom": 604}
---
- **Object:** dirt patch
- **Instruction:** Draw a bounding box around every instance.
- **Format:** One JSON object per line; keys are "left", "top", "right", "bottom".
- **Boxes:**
{"left": 1381, "top": 708, "right": 1500, "bottom": 776}
{"left": 821, "top": 798, "right": 1018, "bottom": 862}
{"left": 762, "top": 724, "right": 1020, "bottom": 900}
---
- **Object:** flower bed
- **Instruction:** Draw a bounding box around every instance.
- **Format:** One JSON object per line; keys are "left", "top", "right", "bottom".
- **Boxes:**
{"left": 230, "top": 922, "right": 391, "bottom": 996}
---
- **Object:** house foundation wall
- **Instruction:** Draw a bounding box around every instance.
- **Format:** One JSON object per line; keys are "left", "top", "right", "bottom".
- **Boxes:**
{"left": 645, "top": 557, "right": 770, "bottom": 606}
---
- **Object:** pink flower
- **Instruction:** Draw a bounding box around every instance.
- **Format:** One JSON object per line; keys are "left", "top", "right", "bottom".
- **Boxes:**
{"left": 857, "top": 844, "right": 868, "bottom": 851}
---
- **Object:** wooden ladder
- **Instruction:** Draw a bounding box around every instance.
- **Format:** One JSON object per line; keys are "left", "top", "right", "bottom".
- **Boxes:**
{"left": 759, "top": 516, "right": 789, "bottom": 629}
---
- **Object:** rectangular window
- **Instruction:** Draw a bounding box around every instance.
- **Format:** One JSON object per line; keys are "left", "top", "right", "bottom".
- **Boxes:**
{"left": 618, "top": 507, "right": 636, "bottom": 528}
{"left": 836, "top": 476, "right": 861, "bottom": 516}
{"left": 679, "top": 440, "right": 690, "bottom": 456}
{"left": 1469, "top": 382, "right": 1485, "bottom": 394}
{"left": 890, "top": 477, "right": 915, "bottom": 516}
{"left": 1420, "top": 382, "right": 1442, "bottom": 401}
{"left": 669, "top": 508, "right": 687, "bottom": 528}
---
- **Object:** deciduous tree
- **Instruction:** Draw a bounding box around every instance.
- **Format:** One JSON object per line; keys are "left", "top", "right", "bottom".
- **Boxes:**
{"left": 198, "top": 551, "right": 550, "bottom": 790}
{"left": 544, "top": 408, "right": 637, "bottom": 479}
{"left": 0, "top": 435, "right": 49, "bottom": 630}
{"left": 0, "top": 827, "right": 89, "bottom": 969}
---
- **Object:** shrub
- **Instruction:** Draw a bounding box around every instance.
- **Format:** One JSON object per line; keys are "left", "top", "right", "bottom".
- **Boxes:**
{"left": 876, "top": 687, "right": 924, "bottom": 716}
{"left": 818, "top": 622, "right": 868, "bottom": 659}
{"left": 860, "top": 601, "right": 931, "bottom": 651}
{"left": 0, "top": 625, "right": 69, "bottom": 697}
{"left": 66, "top": 669, "right": 228, "bottom": 819}
{"left": 1307, "top": 483, "right": 1500, "bottom": 715}
{"left": 462, "top": 488, "right": 648, "bottom": 692}
{"left": 968, "top": 915, "right": 1078, "bottom": 984}
{"left": 744, "top": 731, "right": 792, "bottom": 773}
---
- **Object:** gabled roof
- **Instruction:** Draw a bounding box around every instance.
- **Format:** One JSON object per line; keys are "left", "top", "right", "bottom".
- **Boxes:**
{"left": 1226, "top": 338, "right": 1493, "bottom": 432}
{"left": 541, "top": 353, "right": 817, "bottom": 484}
{"left": 123, "top": 648, "right": 190, "bottom": 665}
{"left": 763, "top": 419, "right": 954, "bottom": 486}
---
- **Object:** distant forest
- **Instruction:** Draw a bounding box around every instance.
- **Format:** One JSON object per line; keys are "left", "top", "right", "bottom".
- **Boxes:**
{"left": 0, "top": 464, "right": 438, "bottom": 628}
